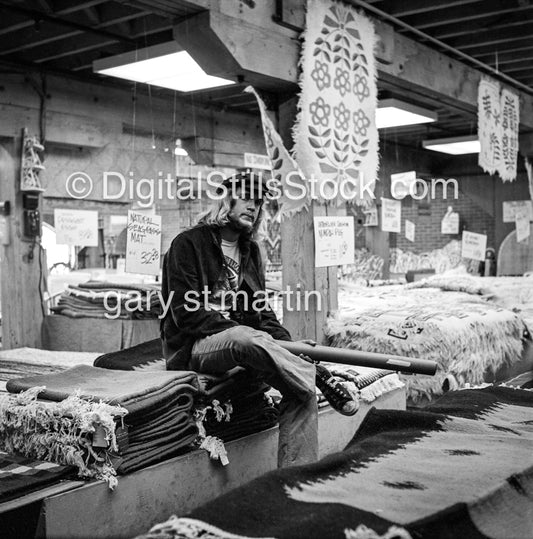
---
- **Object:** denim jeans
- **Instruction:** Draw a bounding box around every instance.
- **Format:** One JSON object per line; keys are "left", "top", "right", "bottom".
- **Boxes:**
{"left": 190, "top": 326, "right": 319, "bottom": 468}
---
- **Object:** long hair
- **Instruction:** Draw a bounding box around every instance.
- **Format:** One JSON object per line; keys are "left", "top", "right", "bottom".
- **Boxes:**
{"left": 196, "top": 190, "right": 265, "bottom": 240}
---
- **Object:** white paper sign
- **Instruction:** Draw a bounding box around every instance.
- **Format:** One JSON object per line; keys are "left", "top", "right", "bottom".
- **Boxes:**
{"left": 461, "top": 231, "right": 487, "bottom": 261}
{"left": 381, "top": 197, "right": 401, "bottom": 233}
{"left": 314, "top": 216, "right": 355, "bottom": 267}
{"left": 405, "top": 220, "right": 415, "bottom": 242}
{"left": 441, "top": 208, "right": 459, "bottom": 234}
{"left": 391, "top": 171, "right": 416, "bottom": 200}
{"left": 515, "top": 205, "right": 531, "bottom": 243}
{"left": 55, "top": 209, "right": 98, "bottom": 247}
{"left": 502, "top": 200, "right": 533, "bottom": 223}
{"left": 125, "top": 210, "right": 162, "bottom": 276}
{"left": 244, "top": 153, "right": 272, "bottom": 170}
{"left": 363, "top": 205, "right": 378, "bottom": 227}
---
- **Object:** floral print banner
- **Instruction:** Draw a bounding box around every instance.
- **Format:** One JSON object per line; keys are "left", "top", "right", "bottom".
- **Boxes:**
{"left": 294, "top": 0, "right": 378, "bottom": 205}
{"left": 244, "top": 86, "right": 309, "bottom": 217}
{"left": 478, "top": 78, "right": 520, "bottom": 182}
{"left": 499, "top": 88, "right": 520, "bottom": 181}
{"left": 478, "top": 78, "right": 501, "bottom": 175}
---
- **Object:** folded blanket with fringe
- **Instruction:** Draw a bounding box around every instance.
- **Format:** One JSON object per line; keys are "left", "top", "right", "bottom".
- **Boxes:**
{"left": 135, "top": 386, "right": 533, "bottom": 539}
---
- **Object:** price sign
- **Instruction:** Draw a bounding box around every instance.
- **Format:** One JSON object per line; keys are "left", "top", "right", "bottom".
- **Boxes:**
{"left": 461, "top": 231, "right": 487, "bottom": 261}
{"left": 125, "top": 210, "right": 162, "bottom": 276}
{"left": 381, "top": 197, "right": 401, "bottom": 233}
{"left": 314, "top": 216, "right": 355, "bottom": 267}
{"left": 515, "top": 205, "right": 531, "bottom": 243}
{"left": 55, "top": 209, "right": 98, "bottom": 246}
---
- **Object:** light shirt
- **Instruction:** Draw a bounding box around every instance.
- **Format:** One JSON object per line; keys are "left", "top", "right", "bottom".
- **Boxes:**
{"left": 208, "top": 239, "right": 241, "bottom": 318}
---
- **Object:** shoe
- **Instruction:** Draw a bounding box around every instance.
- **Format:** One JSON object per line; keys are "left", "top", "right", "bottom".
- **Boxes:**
{"left": 315, "top": 363, "right": 359, "bottom": 416}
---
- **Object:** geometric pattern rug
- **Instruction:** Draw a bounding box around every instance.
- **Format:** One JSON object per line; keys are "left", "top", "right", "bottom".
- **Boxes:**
{"left": 135, "top": 386, "right": 533, "bottom": 539}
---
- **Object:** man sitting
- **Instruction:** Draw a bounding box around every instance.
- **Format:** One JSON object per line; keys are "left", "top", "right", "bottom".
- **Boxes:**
{"left": 161, "top": 171, "right": 357, "bottom": 468}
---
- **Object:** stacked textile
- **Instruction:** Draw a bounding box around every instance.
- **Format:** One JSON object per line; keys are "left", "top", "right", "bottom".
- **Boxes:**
{"left": 0, "top": 451, "right": 75, "bottom": 503}
{"left": 328, "top": 281, "right": 528, "bottom": 403}
{"left": 196, "top": 370, "right": 279, "bottom": 443}
{"left": 0, "top": 386, "right": 125, "bottom": 487}
{"left": 5, "top": 365, "right": 199, "bottom": 477}
{"left": 0, "top": 347, "right": 99, "bottom": 383}
{"left": 135, "top": 386, "right": 533, "bottom": 539}
{"left": 51, "top": 281, "right": 162, "bottom": 319}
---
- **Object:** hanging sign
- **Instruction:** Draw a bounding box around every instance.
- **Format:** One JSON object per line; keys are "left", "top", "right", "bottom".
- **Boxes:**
{"left": 502, "top": 200, "right": 533, "bottom": 223}
{"left": 515, "top": 205, "right": 531, "bottom": 243}
{"left": 244, "top": 153, "right": 272, "bottom": 171}
{"left": 391, "top": 171, "right": 417, "bottom": 200}
{"left": 363, "top": 204, "right": 378, "bottom": 227}
{"left": 461, "top": 231, "right": 487, "bottom": 261}
{"left": 381, "top": 197, "right": 401, "bottom": 233}
{"left": 405, "top": 220, "right": 415, "bottom": 242}
{"left": 441, "top": 206, "right": 460, "bottom": 234}
{"left": 314, "top": 216, "right": 355, "bottom": 268}
{"left": 125, "top": 210, "right": 162, "bottom": 276}
{"left": 55, "top": 209, "right": 98, "bottom": 247}
{"left": 499, "top": 88, "right": 520, "bottom": 181}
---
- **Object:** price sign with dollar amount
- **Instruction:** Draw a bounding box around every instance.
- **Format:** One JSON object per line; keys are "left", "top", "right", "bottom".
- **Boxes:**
{"left": 125, "top": 210, "right": 162, "bottom": 276}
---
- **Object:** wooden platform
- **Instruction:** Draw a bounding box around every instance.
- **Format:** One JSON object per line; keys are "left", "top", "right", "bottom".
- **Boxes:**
{"left": 2, "top": 387, "right": 405, "bottom": 539}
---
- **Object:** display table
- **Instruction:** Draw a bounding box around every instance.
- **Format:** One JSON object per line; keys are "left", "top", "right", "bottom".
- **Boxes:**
{"left": 41, "top": 315, "right": 160, "bottom": 353}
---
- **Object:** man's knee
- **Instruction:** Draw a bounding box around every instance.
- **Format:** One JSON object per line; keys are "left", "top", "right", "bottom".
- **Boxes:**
{"left": 225, "top": 326, "right": 264, "bottom": 355}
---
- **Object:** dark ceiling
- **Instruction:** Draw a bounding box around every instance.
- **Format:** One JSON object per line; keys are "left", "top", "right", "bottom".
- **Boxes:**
{"left": 0, "top": 0, "right": 532, "bottom": 147}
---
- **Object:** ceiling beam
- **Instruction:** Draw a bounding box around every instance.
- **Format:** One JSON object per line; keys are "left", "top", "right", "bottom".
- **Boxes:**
{"left": 0, "top": 1, "right": 137, "bottom": 51}
{"left": 402, "top": 2, "right": 531, "bottom": 31}
{"left": 433, "top": 17, "right": 533, "bottom": 41}
{"left": 383, "top": 0, "right": 483, "bottom": 18}
{"left": 445, "top": 22, "right": 533, "bottom": 49}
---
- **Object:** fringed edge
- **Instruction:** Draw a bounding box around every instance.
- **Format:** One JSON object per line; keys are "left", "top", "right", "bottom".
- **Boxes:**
{"left": 359, "top": 374, "right": 404, "bottom": 403}
{"left": 137, "top": 516, "right": 276, "bottom": 539}
{"left": 344, "top": 524, "right": 412, "bottom": 539}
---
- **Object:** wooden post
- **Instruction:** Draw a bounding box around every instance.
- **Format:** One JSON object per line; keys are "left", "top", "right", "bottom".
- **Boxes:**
{"left": 278, "top": 97, "right": 338, "bottom": 343}
{"left": 0, "top": 137, "right": 44, "bottom": 349}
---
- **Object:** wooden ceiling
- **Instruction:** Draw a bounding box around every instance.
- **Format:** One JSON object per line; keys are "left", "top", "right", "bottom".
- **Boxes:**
{"left": 0, "top": 0, "right": 532, "bottom": 146}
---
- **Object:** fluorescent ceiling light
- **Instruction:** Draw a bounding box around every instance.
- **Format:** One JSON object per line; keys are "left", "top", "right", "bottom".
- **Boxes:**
{"left": 422, "top": 135, "right": 480, "bottom": 155}
{"left": 93, "top": 42, "right": 235, "bottom": 92}
{"left": 376, "top": 98, "right": 437, "bottom": 129}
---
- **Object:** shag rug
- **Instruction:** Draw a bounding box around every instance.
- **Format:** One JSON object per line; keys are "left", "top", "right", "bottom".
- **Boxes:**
{"left": 135, "top": 386, "right": 533, "bottom": 539}
{"left": 327, "top": 283, "right": 528, "bottom": 403}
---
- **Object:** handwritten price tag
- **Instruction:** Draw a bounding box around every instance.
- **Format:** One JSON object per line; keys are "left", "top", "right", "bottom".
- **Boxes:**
{"left": 125, "top": 211, "right": 162, "bottom": 276}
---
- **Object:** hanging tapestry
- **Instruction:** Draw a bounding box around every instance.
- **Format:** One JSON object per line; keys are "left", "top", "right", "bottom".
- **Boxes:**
{"left": 294, "top": 0, "right": 379, "bottom": 206}
{"left": 525, "top": 157, "right": 533, "bottom": 201}
{"left": 499, "top": 88, "right": 520, "bottom": 181}
{"left": 245, "top": 86, "right": 309, "bottom": 217}
{"left": 478, "top": 78, "right": 501, "bottom": 175}
{"left": 478, "top": 78, "right": 520, "bottom": 182}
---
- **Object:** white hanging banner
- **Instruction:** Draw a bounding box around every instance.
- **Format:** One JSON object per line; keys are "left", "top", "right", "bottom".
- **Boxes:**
{"left": 461, "top": 231, "right": 487, "bottom": 261}
{"left": 441, "top": 206, "right": 460, "bottom": 234}
{"left": 55, "top": 209, "right": 98, "bottom": 247}
{"left": 499, "top": 88, "right": 520, "bottom": 182}
{"left": 478, "top": 78, "right": 501, "bottom": 175}
{"left": 381, "top": 197, "right": 401, "bottom": 233}
{"left": 502, "top": 200, "right": 533, "bottom": 223}
{"left": 391, "top": 171, "right": 416, "bottom": 200}
{"left": 125, "top": 210, "right": 162, "bottom": 276}
{"left": 314, "top": 216, "right": 355, "bottom": 267}
{"left": 405, "top": 219, "right": 415, "bottom": 242}
{"left": 515, "top": 205, "right": 531, "bottom": 244}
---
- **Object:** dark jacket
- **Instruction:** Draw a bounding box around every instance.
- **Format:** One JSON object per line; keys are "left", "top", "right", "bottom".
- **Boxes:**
{"left": 161, "top": 224, "right": 291, "bottom": 370}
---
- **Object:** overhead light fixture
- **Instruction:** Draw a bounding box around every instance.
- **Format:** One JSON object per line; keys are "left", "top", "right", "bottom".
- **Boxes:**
{"left": 376, "top": 98, "right": 437, "bottom": 129}
{"left": 422, "top": 135, "right": 480, "bottom": 155}
{"left": 93, "top": 42, "right": 235, "bottom": 92}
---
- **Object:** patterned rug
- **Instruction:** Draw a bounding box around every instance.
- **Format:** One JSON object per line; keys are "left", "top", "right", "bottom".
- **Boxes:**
{"left": 0, "top": 451, "right": 75, "bottom": 503}
{"left": 135, "top": 386, "right": 533, "bottom": 539}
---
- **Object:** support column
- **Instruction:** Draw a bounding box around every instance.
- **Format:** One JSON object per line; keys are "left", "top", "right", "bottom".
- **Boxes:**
{"left": 278, "top": 97, "right": 338, "bottom": 343}
{"left": 0, "top": 136, "right": 44, "bottom": 349}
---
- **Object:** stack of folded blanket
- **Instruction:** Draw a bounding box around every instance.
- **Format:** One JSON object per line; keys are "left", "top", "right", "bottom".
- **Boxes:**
{"left": 4, "top": 365, "right": 199, "bottom": 479}
{"left": 196, "top": 370, "right": 279, "bottom": 443}
{"left": 95, "top": 341, "right": 280, "bottom": 445}
{"left": 51, "top": 281, "right": 162, "bottom": 319}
